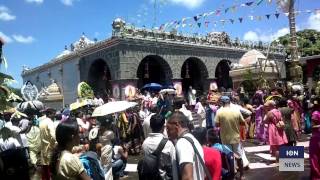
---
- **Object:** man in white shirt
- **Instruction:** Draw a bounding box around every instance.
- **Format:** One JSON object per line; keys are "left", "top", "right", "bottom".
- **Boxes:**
{"left": 166, "top": 111, "right": 205, "bottom": 180}
{"left": 142, "top": 114, "right": 178, "bottom": 180}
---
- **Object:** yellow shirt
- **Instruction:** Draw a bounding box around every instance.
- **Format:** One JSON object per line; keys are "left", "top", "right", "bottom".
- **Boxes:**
{"left": 39, "top": 117, "right": 56, "bottom": 165}
{"left": 55, "top": 150, "right": 85, "bottom": 180}
{"left": 215, "top": 106, "right": 245, "bottom": 144}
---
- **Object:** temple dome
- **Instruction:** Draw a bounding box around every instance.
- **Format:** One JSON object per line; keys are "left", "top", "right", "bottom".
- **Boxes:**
{"left": 73, "top": 33, "right": 94, "bottom": 51}
{"left": 239, "top": 50, "right": 266, "bottom": 66}
{"left": 112, "top": 18, "right": 126, "bottom": 29}
{"left": 47, "top": 81, "right": 61, "bottom": 95}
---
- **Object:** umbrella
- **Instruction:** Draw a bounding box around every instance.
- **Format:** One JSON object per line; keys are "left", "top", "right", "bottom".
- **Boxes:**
{"left": 160, "top": 88, "right": 176, "bottom": 95}
{"left": 141, "top": 83, "right": 162, "bottom": 91}
{"left": 92, "top": 101, "right": 138, "bottom": 117}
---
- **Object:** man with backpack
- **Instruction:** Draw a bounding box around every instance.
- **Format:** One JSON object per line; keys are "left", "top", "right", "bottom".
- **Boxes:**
{"left": 166, "top": 111, "right": 209, "bottom": 180}
{"left": 139, "top": 114, "right": 178, "bottom": 180}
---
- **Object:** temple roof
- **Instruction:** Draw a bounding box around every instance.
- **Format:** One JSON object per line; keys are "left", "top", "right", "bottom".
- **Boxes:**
{"left": 56, "top": 46, "right": 71, "bottom": 58}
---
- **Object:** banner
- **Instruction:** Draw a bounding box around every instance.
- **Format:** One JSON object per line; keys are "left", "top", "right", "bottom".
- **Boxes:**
{"left": 173, "top": 82, "right": 183, "bottom": 97}
{"left": 112, "top": 84, "right": 120, "bottom": 99}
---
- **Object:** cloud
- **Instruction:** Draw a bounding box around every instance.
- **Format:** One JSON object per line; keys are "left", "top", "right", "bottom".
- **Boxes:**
{"left": 25, "top": 0, "right": 44, "bottom": 4}
{"left": 0, "top": 31, "right": 13, "bottom": 43}
{"left": 243, "top": 28, "right": 290, "bottom": 42}
{"left": 0, "top": 6, "right": 16, "bottom": 21}
{"left": 166, "top": 0, "right": 205, "bottom": 9}
{"left": 61, "top": 0, "right": 79, "bottom": 6}
{"left": 12, "top": 35, "right": 35, "bottom": 43}
{"left": 243, "top": 31, "right": 259, "bottom": 41}
{"left": 307, "top": 13, "right": 320, "bottom": 31}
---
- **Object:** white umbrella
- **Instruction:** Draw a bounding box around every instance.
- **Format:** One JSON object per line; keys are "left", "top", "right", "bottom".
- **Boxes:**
{"left": 160, "top": 88, "right": 176, "bottom": 95}
{"left": 92, "top": 101, "right": 138, "bottom": 117}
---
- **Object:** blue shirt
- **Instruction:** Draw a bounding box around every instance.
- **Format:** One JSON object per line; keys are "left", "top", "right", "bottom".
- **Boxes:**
{"left": 212, "top": 143, "right": 232, "bottom": 154}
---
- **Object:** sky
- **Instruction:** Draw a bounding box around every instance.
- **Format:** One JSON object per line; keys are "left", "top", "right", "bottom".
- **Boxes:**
{"left": 0, "top": 0, "right": 319, "bottom": 88}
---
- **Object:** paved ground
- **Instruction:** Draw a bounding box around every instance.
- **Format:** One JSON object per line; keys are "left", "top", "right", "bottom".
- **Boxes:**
{"left": 124, "top": 134, "right": 311, "bottom": 180}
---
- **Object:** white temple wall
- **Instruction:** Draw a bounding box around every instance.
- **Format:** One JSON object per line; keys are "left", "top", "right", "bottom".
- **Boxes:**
{"left": 62, "top": 59, "right": 80, "bottom": 106}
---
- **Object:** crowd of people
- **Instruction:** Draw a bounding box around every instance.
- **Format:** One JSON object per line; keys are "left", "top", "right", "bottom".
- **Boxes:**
{"left": 0, "top": 86, "right": 320, "bottom": 180}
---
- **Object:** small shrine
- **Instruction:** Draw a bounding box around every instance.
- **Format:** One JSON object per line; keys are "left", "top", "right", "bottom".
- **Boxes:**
{"left": 230, "top": 50, "right": 280, "bottom": 92}
{"left": 38, "top": 80, "right": 64, "bottom": 109}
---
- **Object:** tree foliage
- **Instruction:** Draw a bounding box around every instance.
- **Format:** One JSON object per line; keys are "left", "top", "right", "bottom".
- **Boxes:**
{"left": 274, "top": 29, "right": 320, "bottom": 57}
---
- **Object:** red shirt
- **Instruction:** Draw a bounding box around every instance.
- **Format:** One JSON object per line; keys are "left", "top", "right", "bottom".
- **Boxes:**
{"left": 203, "top": 146, "right": 222, "bottom": 180}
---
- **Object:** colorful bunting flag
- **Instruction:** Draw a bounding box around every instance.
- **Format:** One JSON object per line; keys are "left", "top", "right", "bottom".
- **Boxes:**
{"left": 256, "top": 16, "right": 262, "bottom": 21}
{"left": 231, "top": 6, "right": 237, "bottom": 13}
{"left": 239, "top": 17, "right": 243, "bottom": 23}
{"left": 230, "top": 19, "right": 235, "bottom": 24}
{"left": 245, "top": 2, "right": 254, "bottom": 6}
{"left": 256, "top": 0, "right": 264, "bottom": 6}
{"left": 159, "top": 24, "right": 164, "bottom": 30}
{"left": 266, "top": 14, "right": 271, "bottom": 19}
{"left": 205, "top": 21, "right": 210, "bottom": 27}
{"left": 225, "top": 8, "right": 230, "bottom": 13}
{"left": 216, "top": 10, "right": 221, "bottom": 15}
{"left": 197, "top": 22, "right": 201, "bottom": 28}
{"left": 208, "top": 11, "right": 215, "bottom": 16}
{"left": 275, "top": 13, "right": 280, "bottom": 18}
{"left": 194, "top": 16, "right": 198, "bottom": 21}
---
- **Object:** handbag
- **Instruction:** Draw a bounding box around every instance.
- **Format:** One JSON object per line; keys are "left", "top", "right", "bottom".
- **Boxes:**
{"left": 272, "top": 110, "right": 285, "bottom": 130}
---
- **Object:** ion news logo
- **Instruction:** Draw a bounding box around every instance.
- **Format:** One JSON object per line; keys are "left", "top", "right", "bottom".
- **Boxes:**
{"left": 279, "top": 146, "right": 304, "bottom": 171}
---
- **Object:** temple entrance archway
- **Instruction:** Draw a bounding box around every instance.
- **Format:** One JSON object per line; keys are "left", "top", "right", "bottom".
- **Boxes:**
{"left": 215, "top": 60, "right": 233, "bottom": 90}
{"left": 181, "top": 57, "right": 209, "bottom": 95}
{"left": 88, "top": 59, "right": 112, "bottom": 98}
{"left": 137, "top": 55, "right": 173, "bottom": 89}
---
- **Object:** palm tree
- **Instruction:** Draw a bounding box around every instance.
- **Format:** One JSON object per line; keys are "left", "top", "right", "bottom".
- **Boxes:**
{"left": 0, "top": 37, "right": 15, "bottom": 111}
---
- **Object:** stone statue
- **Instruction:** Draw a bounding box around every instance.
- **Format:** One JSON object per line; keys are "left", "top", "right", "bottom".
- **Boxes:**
{"left": 315, "top": 81, "right": 320, "bottom": 96}
{"left": 289, "top": 61, "right": 303, "bottom": 83}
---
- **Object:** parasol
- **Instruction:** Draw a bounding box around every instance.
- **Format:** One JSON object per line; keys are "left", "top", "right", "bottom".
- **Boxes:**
{"left": 92, "top": 101, "right": 138, "bottom": 117}
{"left": 141, "top": 83, "right": 162, "bottom": 91}
{"left": 159, "top": 88, "right": 176, "bottom": 95}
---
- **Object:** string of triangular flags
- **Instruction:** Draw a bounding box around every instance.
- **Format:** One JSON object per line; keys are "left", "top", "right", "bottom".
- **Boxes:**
{"left": 159, "top": 8, "right": 320, "bottom": 30}
{"left": 159, "top": 0, "right": 271, "bottom": 30}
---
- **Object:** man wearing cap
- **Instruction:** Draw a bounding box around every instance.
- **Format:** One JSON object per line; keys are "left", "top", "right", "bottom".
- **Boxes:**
{"left": 215, "top": 96, "right": 246, "bottom": 180}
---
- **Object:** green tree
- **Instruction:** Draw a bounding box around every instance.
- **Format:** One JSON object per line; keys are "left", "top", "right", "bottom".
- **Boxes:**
{"left": 274, "top": 29, "right": 320, "bottom": 57}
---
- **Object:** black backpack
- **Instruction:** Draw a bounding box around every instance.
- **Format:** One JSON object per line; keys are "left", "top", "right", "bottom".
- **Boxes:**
{"left": 137, "top": 138, "right": 168, "bottom": 180}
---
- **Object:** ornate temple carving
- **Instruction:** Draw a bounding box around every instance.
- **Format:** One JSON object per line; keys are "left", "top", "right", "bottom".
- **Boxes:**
{"left": 39, "top": 79, "right": 63, "bottom": 101}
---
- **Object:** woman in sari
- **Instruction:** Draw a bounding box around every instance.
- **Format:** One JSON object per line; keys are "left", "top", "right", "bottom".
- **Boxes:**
{"left": 310, "top": 111, "right": 320, "bottom": 180}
